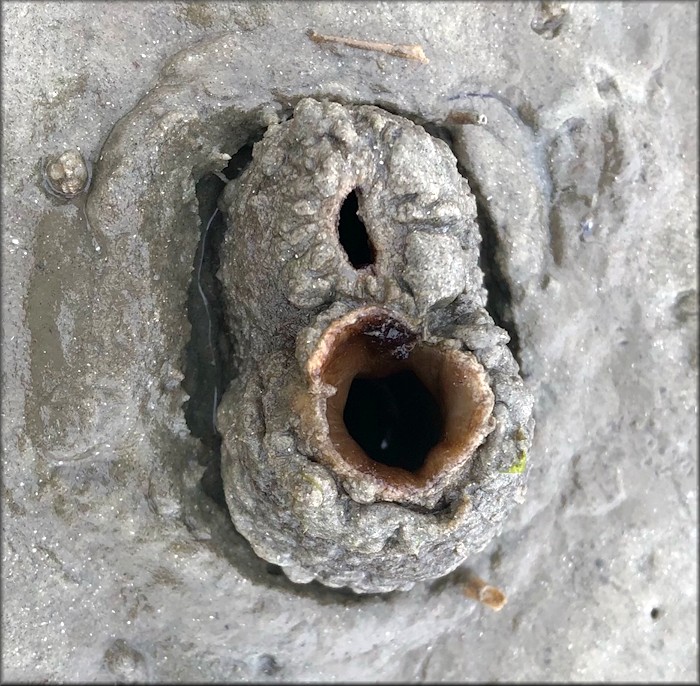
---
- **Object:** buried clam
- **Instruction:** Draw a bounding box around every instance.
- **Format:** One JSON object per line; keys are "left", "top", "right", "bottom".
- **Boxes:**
{"left": 216, "top": 98, "right": 534, "bottom": 592}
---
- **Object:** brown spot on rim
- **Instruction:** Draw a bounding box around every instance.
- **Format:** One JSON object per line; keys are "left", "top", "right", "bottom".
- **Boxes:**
{"left": 305, "top": 306, "right": 496, "bottom": 503}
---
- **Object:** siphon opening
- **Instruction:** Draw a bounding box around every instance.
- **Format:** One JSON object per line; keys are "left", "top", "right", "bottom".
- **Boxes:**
{"left": 343, "top": 370, "right": 442, "bottom": 472}
{"left": 317, "top": 308, "right": 495, "bottom": 490}
{"left": 182, "top": 141, "right": 260, "bottom": 505}
{"left": 338, "top": 189, "right": 374, "bottom": 269}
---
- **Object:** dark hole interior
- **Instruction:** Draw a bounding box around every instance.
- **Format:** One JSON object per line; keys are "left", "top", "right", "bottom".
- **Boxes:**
{"left": 338, "top": 190, "right": 374, "bottom": 269}
{"left": 343, "top": 370, "right": 443, "bottom": 472}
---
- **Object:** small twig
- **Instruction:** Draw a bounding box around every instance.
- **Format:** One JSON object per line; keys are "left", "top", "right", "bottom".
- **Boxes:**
{"left": 463, "top": 569, "right": 507, "bottom": 611}
{"left": 446, "top": 110, "right": 488, "bottom": 126}
{"left": 307, "top": 29, "right": 429, "bottom": 64}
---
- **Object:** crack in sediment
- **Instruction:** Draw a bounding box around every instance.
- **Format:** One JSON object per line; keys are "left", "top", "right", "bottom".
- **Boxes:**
{"left": 197, "top": 206, "right": 221, "bottom": 431}
{"left": 183, "top": 176, "right": 228, "bottom": 453}
{"left": 471, "top": 188, "right": 522, "bottom": 364}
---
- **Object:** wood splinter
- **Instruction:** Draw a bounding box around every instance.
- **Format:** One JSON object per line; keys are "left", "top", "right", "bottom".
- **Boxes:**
{"left": 307, "top": 29, "right": 429, "bottom": 64}
{"left": 446, "top": 111, "right": 488, "bottom": 127}
{"left": 463, "top": 569, "right": 508, "bottom": 611}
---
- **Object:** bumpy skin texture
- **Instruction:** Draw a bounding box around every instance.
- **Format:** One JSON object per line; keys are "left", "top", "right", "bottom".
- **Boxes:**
{"left": 218, "top": 99, "right": 534, "bottom": 593}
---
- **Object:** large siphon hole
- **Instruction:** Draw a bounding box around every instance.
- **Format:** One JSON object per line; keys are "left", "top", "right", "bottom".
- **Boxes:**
{"left": 343, "top": 370, "right": 442, "bottom": 472}
{"left": 320, "top": 309, "right": 495, "bottom": 491}
{"left": 320, "top": 307, "right": 494, "bottom": 498}
{"left": 338, "top": 189, "right": 374, "bottom": 269}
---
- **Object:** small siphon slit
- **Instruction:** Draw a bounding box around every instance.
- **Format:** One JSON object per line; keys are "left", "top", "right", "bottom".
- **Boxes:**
{"left": 338, "top": 190, "right": 374, "bottom": 269}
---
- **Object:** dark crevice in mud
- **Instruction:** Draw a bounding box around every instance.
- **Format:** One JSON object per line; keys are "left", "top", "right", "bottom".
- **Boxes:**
{"left": 418, "top": 119, "right": 455, "bottom": 147}
{"left": 182, "top": 142, "right": 258, "bottom": 508}
{"left": 472, "top": 191, "right": 522, "bottom": 363}
{"left": 182, "top": 181, "right": 227, "bottom": 449}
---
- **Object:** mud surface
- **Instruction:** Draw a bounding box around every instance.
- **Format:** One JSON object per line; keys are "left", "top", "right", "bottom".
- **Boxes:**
{"left": 2, "top": 2, "right": 697, "bottom": 682}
